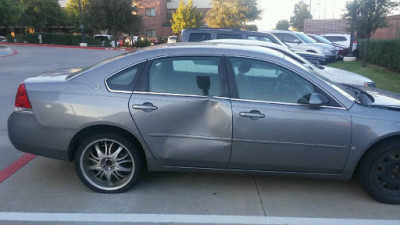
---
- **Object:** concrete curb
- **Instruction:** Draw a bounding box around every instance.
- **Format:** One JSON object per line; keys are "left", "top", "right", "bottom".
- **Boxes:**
{"left": 1, "top": 42, "right": 135, "bottom": 51}
{"left": 0, "top": 46, "right": 18, "bottom": 58}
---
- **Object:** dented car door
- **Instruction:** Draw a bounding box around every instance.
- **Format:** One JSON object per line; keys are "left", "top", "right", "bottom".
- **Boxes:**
{"left": 129, "top": 56, "right": 232, "bottom": 168}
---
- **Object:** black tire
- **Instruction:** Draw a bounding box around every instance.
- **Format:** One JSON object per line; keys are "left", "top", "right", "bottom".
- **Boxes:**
{"left": 74, "top": 133, "right": 143, "bottom": 193}
{"left": 358, "top": 139, "right": 400, "bottom": 204}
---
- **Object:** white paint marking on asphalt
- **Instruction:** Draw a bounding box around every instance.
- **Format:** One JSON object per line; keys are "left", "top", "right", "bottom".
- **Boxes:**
{"left": 0, "top": 212, "right": 399, "bottom": 225}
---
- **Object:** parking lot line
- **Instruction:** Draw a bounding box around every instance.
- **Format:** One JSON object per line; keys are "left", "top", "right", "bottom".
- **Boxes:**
{"left": 0, "top": 153, "right": 36, "bottom": 183}
{"left": 0, "top": 212, "right": 399, "bottom": 225}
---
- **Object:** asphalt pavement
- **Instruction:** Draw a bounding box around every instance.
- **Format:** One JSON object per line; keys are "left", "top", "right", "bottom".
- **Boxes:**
{"left": 0, "top": 45, "right": 399, "bottom": 225}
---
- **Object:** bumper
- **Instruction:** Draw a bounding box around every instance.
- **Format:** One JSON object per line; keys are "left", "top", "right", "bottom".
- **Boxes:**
{"left": 8, "top": 112, "right": 75, "bottom": 161}
{"left": 325, "top": 55, "right": 337, "bottom": 63}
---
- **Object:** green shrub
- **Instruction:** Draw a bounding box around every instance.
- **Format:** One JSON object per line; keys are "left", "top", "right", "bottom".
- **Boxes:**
{"left": 359, "top": 39, "right": 400, "bottom": 71}
{"left": 5, "top": 34, "right": 14, "bottom": 42}
{"left": 134, "top": 39, "right": 151, "bottom": 48}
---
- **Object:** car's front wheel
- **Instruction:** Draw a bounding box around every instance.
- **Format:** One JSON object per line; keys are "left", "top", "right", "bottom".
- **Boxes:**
{"left": 74, "top": 133, "right": 143, "bottom": 193}
{"left": 358, "top": 139, "right": 400, "bottom": 204}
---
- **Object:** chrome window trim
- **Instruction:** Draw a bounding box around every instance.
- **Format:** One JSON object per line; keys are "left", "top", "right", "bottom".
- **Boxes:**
{"left": 224, "top": 54, "right": 347, "bottom": 109}
{"left": 230, "top": 98, "right": 346, "bottom": 110}
{"left": 133, "top": 91, "right": 229, "bottom": 100}
{"left": 104, "top": 60, "right": 147, "bottom": 93}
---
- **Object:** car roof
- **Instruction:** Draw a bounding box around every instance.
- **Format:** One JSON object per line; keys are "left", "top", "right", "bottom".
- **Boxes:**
{"left": 205, "top": 39, "right": 289, "bottom": 51}
{"left": 321, "top": 34, "right": 350, "bottom": 36}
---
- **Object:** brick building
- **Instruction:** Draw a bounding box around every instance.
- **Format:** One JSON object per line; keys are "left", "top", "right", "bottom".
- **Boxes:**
{"left": 136, "top": 0, "right": 211, "bottom": 37}
{"left": 304, "top": 15, "right": 400, "bottom": 39}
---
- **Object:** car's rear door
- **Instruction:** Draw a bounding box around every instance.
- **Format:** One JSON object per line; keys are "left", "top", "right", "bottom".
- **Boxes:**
{"left": 129, "top": 56, "right": 232, "bottom": 168}
{"left": 226, "top": 57, "right": 352, "bottom": 173}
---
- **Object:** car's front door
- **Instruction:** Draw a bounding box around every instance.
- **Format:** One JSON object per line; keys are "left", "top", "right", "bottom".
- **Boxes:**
{"left": 226, "top": 57, "right": 351, "bottom": 173}
{"left": 129, "top": 56, "right": 232, "bottom": 168}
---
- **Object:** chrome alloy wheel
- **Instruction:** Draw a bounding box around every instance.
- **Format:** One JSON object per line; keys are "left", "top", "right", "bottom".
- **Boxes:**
{"left": 80, "top": 139, "right": 135, "bottom": 191}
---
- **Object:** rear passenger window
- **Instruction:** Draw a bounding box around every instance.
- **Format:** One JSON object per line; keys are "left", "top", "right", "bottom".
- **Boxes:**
{"left": 188, "top": 33, "right": 211, "bottom": 42}
{"left": 149, "top": 57, "right": 221, "bottom": 96}
{"left": 216, "top": 34, "right": 242, "bottom": 39}
{"left": 106, "top": 63, "right": 145, "bottom": 92}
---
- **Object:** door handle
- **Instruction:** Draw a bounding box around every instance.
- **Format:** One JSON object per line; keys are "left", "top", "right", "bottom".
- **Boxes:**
{"left": 132, "top": 103, "right": 158, "bottom": 111}
{"left": 239, "top": 110, "right": 265, "bottom": 119}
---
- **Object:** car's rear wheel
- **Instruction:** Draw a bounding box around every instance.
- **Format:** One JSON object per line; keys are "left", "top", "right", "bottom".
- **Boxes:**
{"left": 74, "top": 133, "right": 143, "bottom": 193}
{"left": 358, "top": 139, "right": 400, "bottom": 204}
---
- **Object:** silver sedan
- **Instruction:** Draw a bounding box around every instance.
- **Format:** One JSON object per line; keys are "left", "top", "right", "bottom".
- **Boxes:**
{"left": 8, "top": 43, "right": 400, "bottom": 204}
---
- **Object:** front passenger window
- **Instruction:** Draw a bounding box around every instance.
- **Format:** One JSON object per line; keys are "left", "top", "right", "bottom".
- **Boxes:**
{"left": 229, "top": 58, "right": 315, "bottom": 104}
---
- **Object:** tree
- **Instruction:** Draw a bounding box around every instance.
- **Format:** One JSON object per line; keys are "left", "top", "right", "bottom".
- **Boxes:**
{"left": 171, "top": 0, "right": 203, "bottom": 34}
{"left": 243, "top": 24, "right": 258, "bottom": 31}
{"left": 275, "top": 20, "right": 290, "bottom": 30}
{"left": 65, "top": 0, "right": 89, "bottom": 29}
{"left": 85, "top": 0, "right": 142, "bottom": 38}
{"left": 19, "top": 0, "right": 63, "bottom": 31}
{"left": 0, "top": 0, "right": 23, "bottom": 29}
{"left": 290, "top": 1, "right": 312, "bottom": 31}
{"left": 343, "top": 0, "right": 360, "bottom": 57}
{"left": 358, "top": 0, "right": 398, "bottom": 67}
{"left": 205, "top": 0, "right": 262, "bottom": 28}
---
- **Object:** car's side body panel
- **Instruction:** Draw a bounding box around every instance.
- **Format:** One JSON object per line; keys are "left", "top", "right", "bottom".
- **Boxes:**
{"left": 7, "top": 44, "right": 400, "bottom": 183}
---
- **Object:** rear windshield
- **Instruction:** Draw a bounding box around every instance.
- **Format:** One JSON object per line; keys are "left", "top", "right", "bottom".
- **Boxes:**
{"left": 296, "top": 33, "right": 317, "bottom": 43}
{"left": 189, "top": 33, "right": 211, "bottom": 42}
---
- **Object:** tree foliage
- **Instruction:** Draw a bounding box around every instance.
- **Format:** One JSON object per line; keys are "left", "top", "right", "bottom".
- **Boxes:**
{"left": 290, "top": 1, "right": 312, "bottom": 31}
{"left": 275, "top": 20, "right": 290, "bottom": 30}
{"left": 84, "top": 0, "right": 142, "bottom": 37}
{"left": 0, "top": 0, "right": 23, "bottom": 27}
{"left": 19, "top": 0, "right": 63, "bottom": 30}
{"left": 65, "top": 0, "right": 89, "bottom": 28}
{"left": 205, "top": 0, "right": 262, "bottom": 28}
{"left": 171, "top": 0, "right": 203, "bottom": 34}
{"left": 344, "top": 0, "right": 399, "bottom": 66}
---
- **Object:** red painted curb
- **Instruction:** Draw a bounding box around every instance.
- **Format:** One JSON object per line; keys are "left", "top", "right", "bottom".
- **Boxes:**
{"left": 0, "top": 153, "right": 36, "bottom": 183}
{"left": 0, "top": 49, "right": 18, "bottom": 58}
{"left": 1, "top": 42, "right": 134, "bottom": 51}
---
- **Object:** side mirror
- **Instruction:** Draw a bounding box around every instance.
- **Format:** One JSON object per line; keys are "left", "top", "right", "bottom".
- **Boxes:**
{"left": 298, "top": 93, "right": 329, "bottom": 107}
{"left": 293, "top": 39, "right": 301, "bottom": 44}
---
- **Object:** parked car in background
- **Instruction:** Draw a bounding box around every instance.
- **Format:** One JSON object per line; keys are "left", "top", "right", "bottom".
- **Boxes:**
{"left": 321, "top": 34, "right": 358, "bottom": 56}
{"left": 206, "top": 39, "right": 375, "bottom": 87}
{"left": 270, "top": 30, "right": 338, "bottom": 62}
{"left": 94, "top": 35, "right": 113, "bottom": 46}
{"left": 0, "top": 36, "right": 6, "bottom": 42}
{"left": 167, "top": 36, "right": 178, "bottom": 43}
{"left": 181, "top": 28, "right": 327, "bottom": 65}
{"left": 7, "top": 43, "right": 400, "bottom": 204}
{"left": 308, "top": 34, "right": 347, "bottom": 59}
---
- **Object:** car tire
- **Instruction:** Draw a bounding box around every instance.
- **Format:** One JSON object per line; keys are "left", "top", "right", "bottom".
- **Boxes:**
{"left": 358, "top": 139, "right": 400, "bottom": 204}
{"left": 74, "top": 133, "right": 143, "bottom": 193}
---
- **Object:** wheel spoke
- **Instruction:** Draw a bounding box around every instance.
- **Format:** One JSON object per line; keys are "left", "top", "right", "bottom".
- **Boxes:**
{"left": 111, "top": 146, "right": 124, "bottom": 160}
{"left": 94, "top": 143, "right": 105, "bottom": 159}
{"left": 111, "top": 171, "right": 121, "bottom": 181}
{"left": 88, "top": 165, "right": 102, "bottom": 171}
{"left": 116, "top": 153, "right": 129, "bottom": 162}
{"left": 117, "top": 159, "right": 131, "bottom": 164}
{"left": 105, "top": 171, "right": 112, "bottom": 185}
{"left": 115, "top": 164, "right": 132, "bottom": 172}
{"left": 115, "top": 171, "right": 128, "bottom": 178}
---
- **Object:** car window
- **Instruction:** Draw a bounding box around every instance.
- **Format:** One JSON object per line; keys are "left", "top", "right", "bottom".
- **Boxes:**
{"left": 188, "top": 33, "right": 211, "bottom": 42}
{"left": 106, "top": 62, "right": 145, "bottom": 92}
{"left": 229, "top": 57, "right": 315, "bottom": 104}
{"left": 323, "top": 36, "right": 347, "bottom": 42}
{"left": 216, "top": 33, "right": 242, "bottom": 39}
{"left": 247, "top": 35, "right": 273, "bottom": 42}
{"left": 283, "top": 34, "right": 301, "bottom": 43}
{"left": 272, "top": 33, "right": 284, "bottom": 40}
{"left": 149, "top": 57, "right": 220, "bottom": 96}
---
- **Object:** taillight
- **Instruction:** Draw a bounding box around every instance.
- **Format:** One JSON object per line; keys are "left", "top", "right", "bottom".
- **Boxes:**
{"left": 15, "top": 83, "right": 32, "bottom": 109}
{"left": 353, "top": 40, "right": 358, "bottom": 43}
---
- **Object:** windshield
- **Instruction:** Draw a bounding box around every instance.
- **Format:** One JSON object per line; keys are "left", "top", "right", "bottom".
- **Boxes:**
{"left": 296, "top": 33, "right": 317, "bottom": 43}
{"left": 311, "top": 35, "right": 333, "bottom": 44}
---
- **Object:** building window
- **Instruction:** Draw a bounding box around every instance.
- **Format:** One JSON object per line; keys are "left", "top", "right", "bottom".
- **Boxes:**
{"left": 167, "top": 0, "right": 172, "bottom": 2}
{"left": 146, "top": 29, "right": 157, "bottom": 37}
{"left": 167, "top": 9, "right": 175, "bottom": 20}
{"left": 145, "top": 8, "right": 156, "bottom": 16}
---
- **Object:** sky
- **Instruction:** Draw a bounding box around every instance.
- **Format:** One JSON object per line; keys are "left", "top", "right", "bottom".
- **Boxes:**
{"left": 255, "top": 0, "right": 352, "bottom": 31}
